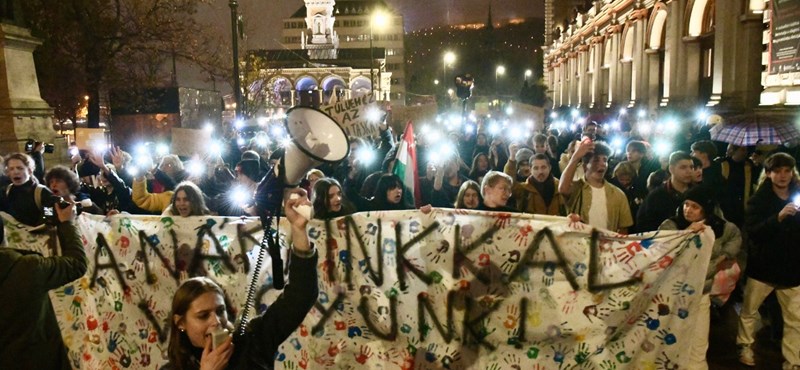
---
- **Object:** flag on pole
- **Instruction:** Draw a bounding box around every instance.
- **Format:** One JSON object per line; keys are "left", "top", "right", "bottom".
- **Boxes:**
{"left": 393, "top": 122, "right": 421, "bottom": 208}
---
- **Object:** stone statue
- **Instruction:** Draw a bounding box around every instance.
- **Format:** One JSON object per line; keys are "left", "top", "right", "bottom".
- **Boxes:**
{"left": 0, "top": 0, "right": 25, "bottom": 27}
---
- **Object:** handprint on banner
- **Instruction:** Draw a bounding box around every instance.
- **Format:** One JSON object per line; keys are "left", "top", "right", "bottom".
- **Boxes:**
{"left": 671, "top": 281, "right": 696, "bottom": 296}
{"left": 656, "top": 329, "right": 677, "bottom": 345}
{"left": 514, "top": 224, "right": 533, "bottom": 246}
{"left": 574, "top": 342, "right": 591, "bottom": 364}
{"left": 433, "top": 346, "right": 459, "bottom": 369}
{"left": 493, "top": 213, "right": 512, "bottom": 228}
{"left": 354, "top": 345, "right": 373, "bottom": 364}
{"left": 656, "top": 351, "right": 680, "bottom": 370}
{"left": 649, "top": 255, "right": 674, "bottom": 272}
{"left": 651, "top": 294, "right": 671, "bottom": 316}
{"left": 551, "top": 344, "right": 571, "bottom": 364}
{"left": 107, "top": 331, "right": 121, "bottom": 353}
{"left": 298, "top": 349, "right": 309, "bottom": 369}
{"left": 503, "top": 304, "right": 519, "bottom": 329}
{"left": 542, "top": 262, "right": 557, "bottom": 286}
{"left": 559, "top": 291, "right": 578, "bottom": 314}
{"left": 426, "top": 240, "right": 449, "bottom": 264}
{"left": 538, "top": 287, "right": 558, "bottom": 309}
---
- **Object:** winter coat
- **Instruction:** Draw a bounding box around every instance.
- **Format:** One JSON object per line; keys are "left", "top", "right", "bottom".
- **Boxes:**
{"left": 744, "top": 179, "right": 800, "bottom": 287}
{"left": 0, "top": 220, "right": 87, "bottom": 370}
{"left": 660, "top": 219, "right": 741, "bottom": 293}
{"left": 132, "top": 177, "right": 174, "bottom": 213}
{"left": 160, "top": 251, "right": 318, "bottom": 370}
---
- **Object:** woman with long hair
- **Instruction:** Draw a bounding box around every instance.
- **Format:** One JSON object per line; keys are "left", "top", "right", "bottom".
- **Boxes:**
{"left": 454, "top": 180, "right": 481, "bottom": 209}
{"left": 164, "top": 189, "right": 317, "bottom": 370}
{"left": 468, "top": 153, "right": 490, "bottom": 183}
{"left": 164, "top": 181, "right": 211, "bottom": 217}
{"left": 312, "top": 177, "right": 355, "bottom": 219}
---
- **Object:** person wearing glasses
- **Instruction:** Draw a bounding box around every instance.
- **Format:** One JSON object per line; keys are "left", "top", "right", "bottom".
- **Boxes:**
{"left": 478, "top": 171, "right": 519, "bottom": 213}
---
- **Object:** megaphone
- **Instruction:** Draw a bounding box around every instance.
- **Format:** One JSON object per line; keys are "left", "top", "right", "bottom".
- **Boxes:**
{"left": 253, "top": 106, "right": 349, "bottom": 289}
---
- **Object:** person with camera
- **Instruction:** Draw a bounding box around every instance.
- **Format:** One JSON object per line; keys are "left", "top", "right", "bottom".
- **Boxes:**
{"left": 0, "top": 200, "right": 87, "bottom": 369}
{"left": 162, "top": 188, "right": 317, "bottom": 370}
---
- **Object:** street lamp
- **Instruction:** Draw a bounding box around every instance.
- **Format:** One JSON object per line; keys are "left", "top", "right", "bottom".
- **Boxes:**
{"left": 443, "top": 51, "right": 456, "bottom": 93}
{"left": 495, "top": 65, "right": 506, "bottom": 93}
{"left": 370, "top": 10, "right": 388, "bottom": 99}
{"left": 525, "top": 69, "right": 532, "bottom": 82}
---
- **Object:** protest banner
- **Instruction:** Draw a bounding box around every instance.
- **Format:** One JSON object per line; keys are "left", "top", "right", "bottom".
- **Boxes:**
{"left": 2, "top": 209, "right": 712, "bottom": 369}
{"left": 75, "top": 128, "right": 108, "bottom": 151}
{"left": 170, "top": 127, "right": 212, "bottom": 156}
{"left": 319, "top": 92, "right": 380, "bottom": 138}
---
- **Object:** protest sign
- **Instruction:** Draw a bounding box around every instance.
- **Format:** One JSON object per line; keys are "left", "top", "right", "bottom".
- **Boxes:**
{"left": 75, "top": 128, "right": 108, "bottom": 151}
{"left": 319, "top": 92, "right": 380, "bottom": 138}
{"left": 170, "top": 127, "right": 212, "bottom": 156}
{"left": 3, "top": 209, "right": 711, "bottom": 369}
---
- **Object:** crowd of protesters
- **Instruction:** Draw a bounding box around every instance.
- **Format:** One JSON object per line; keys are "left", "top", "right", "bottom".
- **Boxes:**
{"left": 1, "top": 108, "right": 800, "bottom": 369}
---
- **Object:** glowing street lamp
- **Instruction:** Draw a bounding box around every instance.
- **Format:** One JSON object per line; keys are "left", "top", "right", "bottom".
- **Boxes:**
{"left": 370, "top": 10, "right": 389, "bottom": 97}
{"left": 495, "top": 65, "right": 506, "bottom": 92}
{"left": 524, "top": 69, "right": 532, "bottom": 82}
{"left": 443, "top": 51, "right": 456, "bottom": 94}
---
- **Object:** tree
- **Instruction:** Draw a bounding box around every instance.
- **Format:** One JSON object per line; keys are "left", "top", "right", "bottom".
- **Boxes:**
{"left": 23, "top": 0, "right": 227, "bottom": 127}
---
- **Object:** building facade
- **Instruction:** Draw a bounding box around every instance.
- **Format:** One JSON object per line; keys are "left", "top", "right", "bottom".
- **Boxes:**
{"left": 543, "top": 0, "right": 799, "bottom": 118}
{"left": 243, "top": 0, "right": 405, "bottom": 115}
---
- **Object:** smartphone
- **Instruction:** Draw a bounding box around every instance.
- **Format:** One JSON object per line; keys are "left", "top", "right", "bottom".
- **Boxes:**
{"left": 211, "top": 328, "right": 229, "bottom": 350}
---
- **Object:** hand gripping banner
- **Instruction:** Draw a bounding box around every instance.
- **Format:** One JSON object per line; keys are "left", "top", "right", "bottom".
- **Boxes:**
{"left": 2, "top": 209, "right": 712, "bottom": 369}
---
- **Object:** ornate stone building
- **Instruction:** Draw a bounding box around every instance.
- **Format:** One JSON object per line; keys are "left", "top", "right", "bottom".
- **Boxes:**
{"left": 543, "top": 0, "right": 798, "bottom": 118}
{"left": 244, "top": 0, "right": 404, "bottom": 114}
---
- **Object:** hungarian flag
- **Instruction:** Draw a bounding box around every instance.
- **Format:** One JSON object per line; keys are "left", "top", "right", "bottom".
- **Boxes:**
{"left": 393, "top": 122, "right": 421, "bottom": 208}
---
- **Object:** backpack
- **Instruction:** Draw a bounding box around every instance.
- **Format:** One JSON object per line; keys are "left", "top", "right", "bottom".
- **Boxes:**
{"left": 5, "top": 183, "right": 47, "bottom": 209}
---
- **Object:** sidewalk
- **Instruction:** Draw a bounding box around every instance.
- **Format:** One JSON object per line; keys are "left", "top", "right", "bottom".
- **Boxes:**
{"left": 708, "top": 301, "right": 784, "bottom": 369}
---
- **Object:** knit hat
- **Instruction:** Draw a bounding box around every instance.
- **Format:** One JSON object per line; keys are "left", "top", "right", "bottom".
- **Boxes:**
{"left": 515, "top": 148, "right": 534, "bottom": 164}
{"left": 236, "top": 159, "right": 261, "bottom": 182}
{"left": 683, "top": 185, "right": 716, "bottom": 217}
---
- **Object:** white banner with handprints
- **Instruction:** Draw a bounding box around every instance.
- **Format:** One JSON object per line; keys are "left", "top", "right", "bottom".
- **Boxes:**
{"left": 2, "top": 209, "right": 711, "bottom": 369}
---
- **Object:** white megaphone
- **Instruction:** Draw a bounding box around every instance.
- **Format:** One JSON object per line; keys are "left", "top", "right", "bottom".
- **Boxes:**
{"left": 254, "top": 106, "right": 349, "bottom": 290}
{"left": 282, "top": 106, "right": 350, "bottom": 185}
{"left": 255, "top": 106, "right": 349, "bottom": 218}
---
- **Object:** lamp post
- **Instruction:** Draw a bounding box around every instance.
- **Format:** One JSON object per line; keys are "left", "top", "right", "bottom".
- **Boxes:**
{"left": 443, "top": 51, "right": 455, "bottom": 94}
{"left": 370, "top": 10, "right": 388, "bottom": 100}
{"left": 229, "top": 0, "right": 242, "bottom": 118}
{"left": 495, "top": 65, "right": 505, "bottom": 93}
{"left": 525, "top": 69, "right": 532, "bottom": 83}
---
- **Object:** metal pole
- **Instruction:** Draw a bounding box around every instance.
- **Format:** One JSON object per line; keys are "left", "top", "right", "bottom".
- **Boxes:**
{"left": 369, "top": 24, "right": 375, "bottom": 99}
{"left": 230, "top": 0, "right": 242, "bottom": 118}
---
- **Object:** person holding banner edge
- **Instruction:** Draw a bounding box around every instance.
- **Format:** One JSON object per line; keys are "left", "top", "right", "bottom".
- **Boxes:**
{"left": 163, "top": 188, "right": 318, "bottom": 370}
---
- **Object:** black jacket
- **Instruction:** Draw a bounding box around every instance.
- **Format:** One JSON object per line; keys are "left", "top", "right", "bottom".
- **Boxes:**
{"left": 0, "top": 220, "right": 87, "bottom": 370}
{"left": 744, "top": 180, "right": 800, "bottom": 287}
{"left": 636, "top": 181, "right": 685, "bottom": 232}
{"left": 161, "top": 252, "right": 318, "bottom": 370}
{"left": 0, "top": 179, "right": 57, "bottom": 226}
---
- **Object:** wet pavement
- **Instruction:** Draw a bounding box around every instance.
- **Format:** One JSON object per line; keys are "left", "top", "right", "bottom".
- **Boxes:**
{"left": 708, "top": 301, "right": 785, "bottom": 369}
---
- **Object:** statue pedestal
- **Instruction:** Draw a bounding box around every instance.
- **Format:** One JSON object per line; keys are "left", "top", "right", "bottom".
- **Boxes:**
{"left": 0, "top": 23, "right": 66, "bottom": 162}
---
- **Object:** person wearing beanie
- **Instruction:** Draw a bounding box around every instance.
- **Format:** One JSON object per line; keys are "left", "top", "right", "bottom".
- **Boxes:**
{"left": 506, "top": 145, "right": 534, "bottom": 183}
{"left": 737, "top": 153, "right": 800, "bottom": 368}
{"left": 659, "top": 184, "right": 742, "bottom": 370}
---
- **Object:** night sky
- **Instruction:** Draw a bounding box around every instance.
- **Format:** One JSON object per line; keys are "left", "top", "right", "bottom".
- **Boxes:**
{"left": 201, "top": 0, "right": 544, "bottom": 49}
{"left": 188, "top": 0, "right": 544, "bottom": 90}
